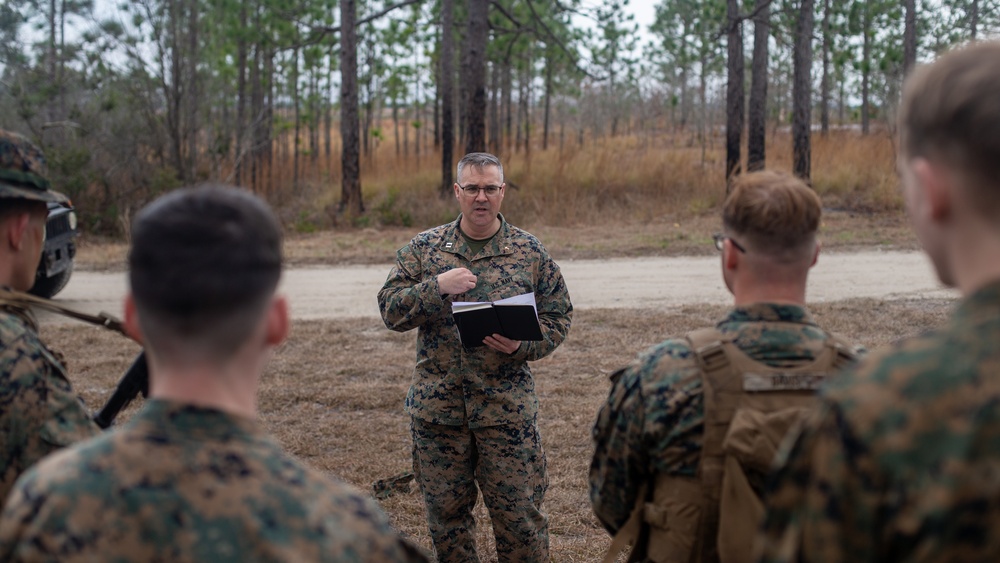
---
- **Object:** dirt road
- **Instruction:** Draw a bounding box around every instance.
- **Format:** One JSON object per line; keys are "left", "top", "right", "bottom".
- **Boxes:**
{"left": 41, "top": 249, "right": 955, "bottom": 325}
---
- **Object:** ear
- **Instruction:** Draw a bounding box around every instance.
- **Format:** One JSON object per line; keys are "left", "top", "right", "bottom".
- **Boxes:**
{"left": 123, "top": 294, "right": 145, "bottom": 345}
{"left": 810, "top": 240, "right": 821, "bottom": 267}
{"left": 913, "top": 158, "right": 951, "bottom": 222}
{"left": 724, "top": 239, "right": 740, "bottom": 271}
{"left": 265, "top": 295, "right": 290, "bottom": 346}
{"left": 453, "top": 183, "right": 461, "bottom": 200}
{"left": 6, "top": 212, "right": 30, "bottom": 251}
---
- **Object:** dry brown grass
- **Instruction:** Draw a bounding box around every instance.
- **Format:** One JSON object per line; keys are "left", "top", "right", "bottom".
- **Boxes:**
{"left": 291, "top": 130, "right": 903, "bottom": 232}
{"left": 50, "top": 297, "right": 951, "bottom": 562}
{"left": 73, "top": 128, "right": 906, "bottom": 271}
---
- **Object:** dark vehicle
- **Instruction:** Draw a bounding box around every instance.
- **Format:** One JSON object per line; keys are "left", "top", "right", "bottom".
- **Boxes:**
{"left": 30, "top": 201, "right": 77, "bottom": 298}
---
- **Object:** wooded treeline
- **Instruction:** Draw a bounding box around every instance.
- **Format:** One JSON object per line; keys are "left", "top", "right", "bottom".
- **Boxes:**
{"left": 0, "top": 0, "right": 995, "bottom": 232}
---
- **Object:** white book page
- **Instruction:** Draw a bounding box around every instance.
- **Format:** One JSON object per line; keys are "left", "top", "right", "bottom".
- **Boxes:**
{"left": 494, "top": 292, "right": 537, "bottom": 315}
{"left": 452, "top": 301, "right": 493, "bottom": 313}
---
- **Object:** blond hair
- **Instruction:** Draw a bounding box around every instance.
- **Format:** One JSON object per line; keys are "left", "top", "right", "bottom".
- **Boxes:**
{"left": 900, "top": 40, "right": 1000, "bottom": 213}
{"left": 723, "top": 170, "right": 821, "bottom": 259}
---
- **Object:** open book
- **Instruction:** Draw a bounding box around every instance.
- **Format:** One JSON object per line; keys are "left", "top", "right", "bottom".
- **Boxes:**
{"left": 451, "top": 292, "right": 544, "bottom": 348}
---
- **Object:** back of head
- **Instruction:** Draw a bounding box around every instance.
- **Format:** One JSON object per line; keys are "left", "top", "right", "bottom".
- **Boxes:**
{"left": 128, "top": 185, "right": 282, "bottom": 362}
{"left": 723, "top": 170, "right": 821, "bottom": 263}
{"left": 900, "top": 40, "right": 1000, "bottom": 215}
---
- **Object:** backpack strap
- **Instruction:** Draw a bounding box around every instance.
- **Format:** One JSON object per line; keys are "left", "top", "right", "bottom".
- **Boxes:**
{"left": 826, "top": 334, "right": 859, "bottom": 371}
{"left": 687, "top": 328, "right": 740, "bottom": 563}
{"left": 601, "top": 482, "right": 649, "bottom": 563}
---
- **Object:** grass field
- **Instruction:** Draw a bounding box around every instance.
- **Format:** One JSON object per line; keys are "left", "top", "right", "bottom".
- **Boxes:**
{"left": 56, "top": 296, "right": 951, "bottom": 561}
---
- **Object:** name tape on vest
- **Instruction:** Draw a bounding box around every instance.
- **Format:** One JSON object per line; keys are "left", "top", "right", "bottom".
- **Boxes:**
{"left": 742, "top": 372, "right": 827, "bottom": 392}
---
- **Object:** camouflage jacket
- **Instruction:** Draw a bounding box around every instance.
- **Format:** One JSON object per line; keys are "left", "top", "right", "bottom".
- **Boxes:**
{"left": 0, "top": 304, "right": 99, "bottom": 503}
{"left": 378, "top": 214, "right": 572, "bottom": 428}
{"left": 590, "top": 303, "right": 847, "bottom": 534}
{"left": 0, "top": 399, "right": 428, "bottom": 563}
{"left": 758, "top": 282, "right": 1000, "bottom": 563}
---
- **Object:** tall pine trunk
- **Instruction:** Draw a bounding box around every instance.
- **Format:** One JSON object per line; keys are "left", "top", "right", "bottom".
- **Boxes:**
{"left": 903, "top": 0, "right": 916, "bottom": 76}
{"left": 861, "top": 3, "right": 871, "bottom": 135}
{"left": 820, "top": 0, "right": 831, "bottom": 134}
{"left": 339, "top": 0, "right": 363, "bottom": 214}
{"left": 463, "top": 0, "right": 488, "bottom": 153}
{"left": 748, "top": 0, "right": 769, "bottom": 171}
{"left": 725, "top": 0, "right": 744, "bottom": 181}
{"left": 440, "top": 0, "right": 455, "bottom": 194}
{"left": 792, "top": 0, "right": 815, "bottom": 180}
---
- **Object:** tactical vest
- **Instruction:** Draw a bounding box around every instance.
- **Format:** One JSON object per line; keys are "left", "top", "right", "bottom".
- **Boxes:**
{"left": 603, "top": 327, "right": 857, "bottom": 563}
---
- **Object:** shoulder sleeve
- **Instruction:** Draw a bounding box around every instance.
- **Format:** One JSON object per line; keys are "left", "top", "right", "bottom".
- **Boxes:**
{"left": 589, "top": 340, "right": 700, "bottom": 534}
{"left": 0, "top": 340, "right": 99, "bottom": 501}
{"left": 590, "top": 362, "right": 647, "bottom": 534}
{"left": 318, "top": 479, "right": 431, "bottom": 562}
{"left": 512, "top": 245, "right": 572, "bottom": 362}
{"left": 377, "top": 240, "right": 448, "bottom": 332}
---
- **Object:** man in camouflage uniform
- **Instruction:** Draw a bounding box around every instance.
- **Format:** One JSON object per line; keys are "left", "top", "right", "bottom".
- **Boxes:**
{"left": 0, "top": 186, "right": 427, "bottom": 562}
{"left": 379, "top": 152, "right": 572, "bottom": 562}
{"left": 757, "top": 40, "right": 1000, "bottom": 563}
{"left": 0, "top": 130, "right": 100, "bottom": 503}
{"left": 591, "top": 171, "right": 857, "bottom": 562}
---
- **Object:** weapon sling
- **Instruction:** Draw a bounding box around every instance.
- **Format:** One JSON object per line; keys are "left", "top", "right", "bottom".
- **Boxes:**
{"left": 0, "top": 288, "right": 148, "bottom": 429}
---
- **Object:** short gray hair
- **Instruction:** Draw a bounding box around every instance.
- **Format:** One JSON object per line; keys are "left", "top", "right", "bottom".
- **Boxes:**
{"left": 456, "top": 152, "right": 504, "bottom": 184}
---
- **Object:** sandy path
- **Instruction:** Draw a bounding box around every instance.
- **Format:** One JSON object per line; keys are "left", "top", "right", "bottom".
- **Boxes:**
{"left": 39, "top": 250, "right": 955, "bottom": 326}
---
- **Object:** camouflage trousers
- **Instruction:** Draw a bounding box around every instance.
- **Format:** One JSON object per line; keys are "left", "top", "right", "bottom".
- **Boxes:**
{"left": 410, "top": 417, "right": 549, "bottom": 563}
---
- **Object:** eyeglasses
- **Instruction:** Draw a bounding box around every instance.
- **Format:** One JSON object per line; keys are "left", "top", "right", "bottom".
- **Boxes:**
{"left": 458, "top": 183, "right": 503, "bottom": 197}
{"left": 712, "top": 232, "right": 746, "bottom": 253}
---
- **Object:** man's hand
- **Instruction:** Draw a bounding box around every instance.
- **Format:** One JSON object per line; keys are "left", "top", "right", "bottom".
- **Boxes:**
{"left": 484, "top": 333, "right": 520, "bottom": 355}
{"left": 438, "top": 268, "right": 477, "bottom": 296}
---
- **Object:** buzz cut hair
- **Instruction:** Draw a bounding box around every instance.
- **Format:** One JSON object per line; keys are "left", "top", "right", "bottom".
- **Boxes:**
{"left": 0, "top": 199, "right": 47, "bottom": 222}
{"left": 723, "top": 170, "right": 822, "bottom": 261}
{"left": 899, "top": 40, "right": 1000, "bottom": 214}
{"left": 456, "top": 152, "right": 504, "bottom": 184}
{"left": 128, "top": 185, "right": 283, "bottom": 363}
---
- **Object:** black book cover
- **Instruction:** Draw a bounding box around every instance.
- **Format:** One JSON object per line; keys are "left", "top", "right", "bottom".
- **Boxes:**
{"left": 452, "top": 294, "right": 543, "bottom": 348}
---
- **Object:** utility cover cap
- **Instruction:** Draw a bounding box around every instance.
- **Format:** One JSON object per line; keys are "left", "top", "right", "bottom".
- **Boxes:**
{"left": 0, "top": 129, "right": 69, "bottom": 204}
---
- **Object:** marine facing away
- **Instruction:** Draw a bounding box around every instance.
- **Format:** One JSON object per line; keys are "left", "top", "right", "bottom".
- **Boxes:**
{"left": 591, "top": 170, "right": 859, "bottom": 563}
{"left": 0, "top": 129, "right": 100, "bottom": 503}
{"left": 757, "top": 39, "right": 1000, "bottom": 563}
{"left": 0, "top": 185, "right": 428, "bottom": 562}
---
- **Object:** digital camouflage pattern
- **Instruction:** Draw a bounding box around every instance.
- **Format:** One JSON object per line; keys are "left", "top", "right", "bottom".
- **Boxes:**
{"left": 758, "top": 281, "right": 1000, "bottom": 563}
{"left": 590, "top": 304, "right": 848, "bottom": 535}
{"left": 0, "top": 399, "right": 428, "bottom": 563}
{"left": 410, "top": 417, "right": 548, "bottom": 563}
{"left": 379, "top": 213, "right": 570, "bottom": 563}
{"left": 378, "top": 213, "right": 573, "bottom": 428}
{"left": 0, "top": 304, "right": 99, "bottom": 503}
{"left": 0, "top": 130, "right": 68, "bottom": 204}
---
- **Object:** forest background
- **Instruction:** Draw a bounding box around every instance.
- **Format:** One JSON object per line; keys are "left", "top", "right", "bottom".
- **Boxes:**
{"left": 0, "top": 0, "right": 997, "bottom": 236}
